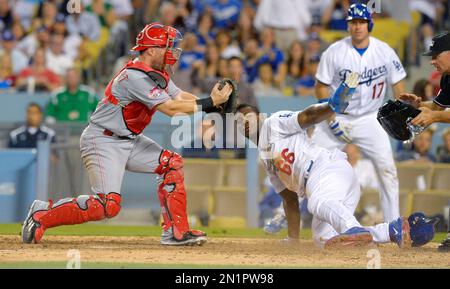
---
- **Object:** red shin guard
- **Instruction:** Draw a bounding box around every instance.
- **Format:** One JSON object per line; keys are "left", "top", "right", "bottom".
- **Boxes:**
{"left": 155, "top": 150, "right": 191, "bottom": 240}
{"left": 32, "top": 193, "right": 121, "bottom": 242}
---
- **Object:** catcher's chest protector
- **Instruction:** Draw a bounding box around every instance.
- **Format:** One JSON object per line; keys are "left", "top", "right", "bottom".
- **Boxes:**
{"left": 104, "top": 61, "right": 170, "bottom": 135}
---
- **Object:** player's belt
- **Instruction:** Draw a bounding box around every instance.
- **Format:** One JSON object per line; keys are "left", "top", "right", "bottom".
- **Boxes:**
{"left": 303, "top": 160, "right": 314, "bottom": 189}
{"left": 103, "top": 129, "right": 135, "bottom": 140}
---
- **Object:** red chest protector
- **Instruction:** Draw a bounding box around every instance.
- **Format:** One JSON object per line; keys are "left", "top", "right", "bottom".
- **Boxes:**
{"left": 103, "top": 60, "right": 170, "bottom": 135}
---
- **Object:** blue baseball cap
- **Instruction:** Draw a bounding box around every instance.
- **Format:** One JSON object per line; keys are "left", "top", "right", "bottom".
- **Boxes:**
{"left": 1, "top": 30, "right": 15, "bottom": 41}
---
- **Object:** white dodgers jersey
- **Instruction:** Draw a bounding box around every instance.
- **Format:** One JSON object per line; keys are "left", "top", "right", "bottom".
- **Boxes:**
{"left": 316, "top": 36, "right": 407, "bottom": 116}
{"left": 258, "top": 111, "right": 329, "bottom": 196}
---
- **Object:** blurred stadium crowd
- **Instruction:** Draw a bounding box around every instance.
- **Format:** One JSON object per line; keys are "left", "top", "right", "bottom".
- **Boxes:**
{"left": 1, "top": 0, "right": 450, "bottom": 163}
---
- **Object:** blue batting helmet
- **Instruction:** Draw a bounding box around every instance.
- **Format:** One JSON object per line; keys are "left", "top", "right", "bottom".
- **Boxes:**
{"left": 347, "top": 3, "right": 374, "bottom": 32}
{"left": 408, "top": 212, "right": 439, "bottom": 247}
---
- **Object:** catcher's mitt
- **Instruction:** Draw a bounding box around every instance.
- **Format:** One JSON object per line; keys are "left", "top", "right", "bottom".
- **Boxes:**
{"left": 377, "top": 100, "right": 423, "bottom": 141}
{"left": 217, "top": 78, "right": 238, "bottom": 113}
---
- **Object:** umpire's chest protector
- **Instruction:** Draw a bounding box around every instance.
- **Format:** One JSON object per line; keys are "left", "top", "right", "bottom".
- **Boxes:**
{"left": 104, "top": 61, "right": 170, "bottom": 135}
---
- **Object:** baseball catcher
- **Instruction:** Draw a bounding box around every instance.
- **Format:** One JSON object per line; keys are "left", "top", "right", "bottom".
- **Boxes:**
{"left": 22, "top": 22, "right": 237, "bottom": 246}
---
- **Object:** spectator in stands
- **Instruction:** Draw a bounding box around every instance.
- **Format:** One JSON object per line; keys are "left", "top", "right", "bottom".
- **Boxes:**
{"left": 409, "top": 0, "right": 441, "bottom": 52}
{"left": 279, "top": 40, "right": 306, "bottom": 95}
{"left": 296, "top": 54, "right": 321, "bottom": 97}
{"left": 177, "top": 32, "right": 204, "bottom": 72}
{"left": 52, "top": 13, "right": 82, "bottom": 61}
{"left": 16, "top": 47, "right": 61, "bottom": 92}
{"left": 0, "top": 0, "right": 15, "bottom": 32}
{"left": 46, "top": 68, "right": 98, "bottom": 123}
{"left": 32, "top": 0, "right": 58, "bottom": 32}
{"left": 17, "top": 25, "right": 51, "bottom": 59}
{"left": 12, "top": 0, "right": 38, "bottom": 30}
{"left": 215, "top": 29, "right": 241, "bottom": 59}
{"left": 252, "top": 62, "right": 283, "bottom": 97}
{"left": 66, "top": 4, "right": 101, "bottom": 41}
{"left": 11, "top": 20, "right": 25, "bottom": 41}
{"left": 182, "top": 118, "right": 220, "bottom": 159}
{"left": 108, "top": 0, "right": 134, "bottom": 22}
{"left": 412, "top": 79, "right": 434, "bottom": 102}
{"left": 305, "top": 32, "right": 325, "bottom": 59}
{"left": 195, "top": 12, "right": 215, "bottom": 52}
{"left": 228, "top": 56, "right": 257, "bottom": 107}
{"left": 254, "top": 0, "right": 312, "bottom": 52}
{"left": 236, "top": 7, "right": 257, "bottom": 46}
{"left": 173, "top": 0, "right": 199, "bottom": 33}
{"left": 308, "top": 0, "right": 333, "bottom": 27}
{"left": 8, "top": 103, "right": 56, "bottom": 149}
{"left": 159, "top": 1, "right": 177, "bottom": 27}
{"left": 0, "top": 53, "right": 14, "bottom": 89}
{"left": 259, "top": 27, "right": 285, "bottom": 87}
{"left": 107, "top": 0, "right": 133, "bottom": 57}
{"left": 243, "top": 38, "right": 263, "bottom": 83}
{"left": 396, "top": 127, "right": 437, "bottom": 163}
{"left": 172, "top": 32, "right": 204, "bottom": 92}
{"left": 85, "top": 0, "right": 116, "bottom": 28}
{"left": 437, "top": 128, "right": 450, "bottom": 163}
{"left": 210, "top": 0, "right": 241, "bottom": 30}
{"left": 322, "top": 0, "right": 350, "bottom": 30}
{"left": 46, "top": 33, "right": 74, "bottom": 76}
{"left": 196, "top": 43, "right": 220, "bottom": 85}
{"left": 0, "top": 30, "right": 28, "bottom": 74}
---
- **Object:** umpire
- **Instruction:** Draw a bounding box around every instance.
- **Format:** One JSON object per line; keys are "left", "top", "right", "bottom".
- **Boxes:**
{"left": 400, "top": 31, "right": 450, "bottom": 252}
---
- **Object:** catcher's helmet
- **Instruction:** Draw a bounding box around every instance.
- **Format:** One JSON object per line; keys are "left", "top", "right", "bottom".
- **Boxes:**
{"left": 132, "top": 22, "right": 183, "bottom": 65}
{"left": 408, "top": 212, "right": 439, "bottom": 247}
{"left": 347, "top": 3, "right": 374, "bottom": 32}
{"left": 377, "top": 100, "right": 422, "bottom": 141}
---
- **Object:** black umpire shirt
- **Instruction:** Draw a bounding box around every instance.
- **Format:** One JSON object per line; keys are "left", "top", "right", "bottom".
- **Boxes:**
{"left": 434, "top": 74, "right": 450, "bottom": 108}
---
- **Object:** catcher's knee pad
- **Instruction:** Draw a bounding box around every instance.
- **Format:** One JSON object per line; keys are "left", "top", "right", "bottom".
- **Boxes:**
{"left": 155, "top": 150, "right": 190, "bottom": 240}
{"left": 98, "top": 192, "right": 122, "bottom": 218}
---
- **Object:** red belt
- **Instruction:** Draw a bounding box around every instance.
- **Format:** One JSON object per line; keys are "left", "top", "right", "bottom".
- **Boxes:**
{"left": 103, "top": 129, "right": 135, "bottom": 140}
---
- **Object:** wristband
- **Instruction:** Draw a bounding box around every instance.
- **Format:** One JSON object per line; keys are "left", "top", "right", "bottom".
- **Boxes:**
{"left": 196, "top": 97, "right": 221, "bottom": 113}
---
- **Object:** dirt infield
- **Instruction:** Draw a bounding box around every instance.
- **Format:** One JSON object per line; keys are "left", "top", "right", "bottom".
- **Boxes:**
{"left": 0, "top": 235, "right": 448, "bottom": 268}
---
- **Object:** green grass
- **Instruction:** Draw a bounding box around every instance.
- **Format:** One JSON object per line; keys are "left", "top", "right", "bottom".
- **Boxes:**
{"left": 0, "top": 223, "right": 311, "bottom": 239}
{"left": 0, "top": 223, "right": 446, "bottom": 242}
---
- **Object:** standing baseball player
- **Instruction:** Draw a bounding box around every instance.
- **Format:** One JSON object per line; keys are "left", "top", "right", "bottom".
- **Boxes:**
{"left": 236, "top": 84, "right": 435, "bottom": 248}
{"left": 399, "top": 31, "right": 450, "bottom": 252}
{"left": 21, "top": 23, "right": 234, "bottom": 246}
{"left": 312, "top": 3, "right": 406, "bottom": 222}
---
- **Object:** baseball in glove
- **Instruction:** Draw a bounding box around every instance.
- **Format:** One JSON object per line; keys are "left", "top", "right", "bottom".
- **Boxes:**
{"left": 217, "top": 78, "right": 238, "bottom": 113}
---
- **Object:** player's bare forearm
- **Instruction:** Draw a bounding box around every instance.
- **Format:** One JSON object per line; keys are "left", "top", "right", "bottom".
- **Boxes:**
{"left": 392, "top": 80, "right": 406, "bottom": 100}
{"left": 315, "top": 80, "right": 330, "bottom": 101}
{"left": 280, "top": 189, "right": 300, "bottom": 240}
{"left": 298, "top": 103, "right": 333, "bottom": 129}
{"left": 175, "top": 91, "right": 199, "bottom": 101}
{"left": 157, "top": 99, "right": 199, "bottom": 116}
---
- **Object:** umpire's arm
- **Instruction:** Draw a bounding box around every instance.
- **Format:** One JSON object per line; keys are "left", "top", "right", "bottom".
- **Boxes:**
{"left": 279, "top": 189, "right": 300, "bottom": 241}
